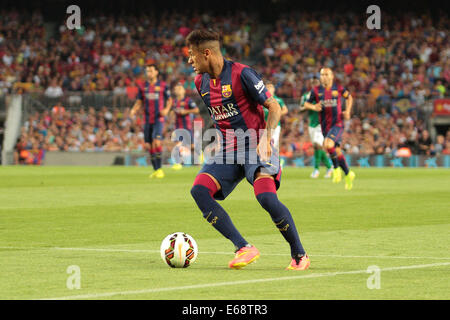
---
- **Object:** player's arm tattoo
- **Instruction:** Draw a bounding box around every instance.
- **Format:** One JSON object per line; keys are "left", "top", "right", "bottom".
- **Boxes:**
{"left": 263, "top": 96, "right": 281, "bottom": 140}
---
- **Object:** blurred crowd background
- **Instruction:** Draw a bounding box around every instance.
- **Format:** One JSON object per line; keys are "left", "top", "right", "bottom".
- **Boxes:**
{"left": 0, "top": 5, "right": 448, "bottom": 165}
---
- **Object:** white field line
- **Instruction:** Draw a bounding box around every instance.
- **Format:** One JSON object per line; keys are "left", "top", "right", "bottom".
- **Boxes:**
{"left": 2, "top": 246, "right": 450, "bottom": 261}
{"left": 51, "top": 247, "right": 450, "bottom": 261}
{"left": 39, "top": 262, "right": 450, "bottom": 300}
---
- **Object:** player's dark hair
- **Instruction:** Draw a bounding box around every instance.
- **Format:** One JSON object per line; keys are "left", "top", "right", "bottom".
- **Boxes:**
{"left": 146, "top": 64, "right": 159, "bottom": 72}
{"left": 186, "top": 29, "right": 221, "bottom": 48}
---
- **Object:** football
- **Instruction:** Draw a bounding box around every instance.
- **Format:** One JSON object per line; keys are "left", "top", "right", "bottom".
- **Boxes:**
{"left": 160, "top": 232, "right": 198, "bottom": 268}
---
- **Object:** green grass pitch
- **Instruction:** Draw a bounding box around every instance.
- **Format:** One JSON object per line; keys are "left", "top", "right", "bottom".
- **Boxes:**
{"left": 0, "top": 166, "right": 449, "bottom": 300}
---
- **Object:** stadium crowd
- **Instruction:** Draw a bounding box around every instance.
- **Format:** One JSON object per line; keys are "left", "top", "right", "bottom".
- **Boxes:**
{"left": 256, "top": 11, "right": 449, "bottom": 106}
{"left": 14, "top": 106, "right": 145, "bottom": 164}
{"left": 279, "top": 106, "right": 450, "bottom": 160}
{"left": 13, "top": 103, "right": 450, "bottom": 165}
{"left": 0, "top": 9, "right": 255, "bottom": 97}
{"left": 1, "top": 9, "right": 448, "bottom": 164}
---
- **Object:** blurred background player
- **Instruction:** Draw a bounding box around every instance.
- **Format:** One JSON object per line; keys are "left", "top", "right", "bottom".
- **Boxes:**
{"left": 171, "top": 83, "right": 199, "bottom": 170}
{"left": 131, "top": 64, "right": 172, "bottom": 178}
{"left": 264, "top": 82, "right": 288, "bottom": 152}
{"left": 303, "top": 68, "right": 356, "bottom": 190}
{"left": 187, "top": 29, "right": 310, "bottom": 271}
{"left": 300, "top": 78, "right": 333, "bottom": 179}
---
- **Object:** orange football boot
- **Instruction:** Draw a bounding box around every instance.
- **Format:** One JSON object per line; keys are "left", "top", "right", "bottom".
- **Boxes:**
{"left": 228, "top": 245, "right": 260, "bottom": 269}
{"left": 286, "top": 254, "right": 310, "bottom": 270}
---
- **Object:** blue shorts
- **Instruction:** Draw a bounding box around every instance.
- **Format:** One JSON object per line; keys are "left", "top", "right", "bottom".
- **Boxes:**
{"left": 144, "top": 122, "right": 163, "bottom": 144}
{"left": 323, "top": 125, "right": 344, "bottom": 146}
{"left": 198, "top": 146, "right": 282, "bottom": 200}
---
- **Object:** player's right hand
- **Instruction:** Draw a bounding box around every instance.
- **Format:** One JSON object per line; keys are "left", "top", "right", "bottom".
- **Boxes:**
{"left": 313, "top": 103, "right": 322, "bottom": 112}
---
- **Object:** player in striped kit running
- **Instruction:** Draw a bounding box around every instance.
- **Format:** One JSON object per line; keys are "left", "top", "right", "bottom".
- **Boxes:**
{"left": 131, "top": 64, "right": 172, "bottom": 179}
{"left": 171, "top": 83, "right": 199, "bottom": 170}
{"left": 300, "top": 78, "right": 333, "bottom": 179}
{"left": 303, "top": 68, "right": 356, "bottom": 190}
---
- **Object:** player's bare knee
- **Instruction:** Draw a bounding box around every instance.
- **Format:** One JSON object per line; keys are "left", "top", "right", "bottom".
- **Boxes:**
{"left": 324, "top": 141, "right": 335, "bottom": 152}
{"left": 254, "top": 171, "right": 274, "bottom": 181}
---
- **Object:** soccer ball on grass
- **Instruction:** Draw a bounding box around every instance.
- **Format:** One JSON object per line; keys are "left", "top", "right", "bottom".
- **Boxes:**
{"left": 160, "top": 232, "right": 198, "bottom": 268}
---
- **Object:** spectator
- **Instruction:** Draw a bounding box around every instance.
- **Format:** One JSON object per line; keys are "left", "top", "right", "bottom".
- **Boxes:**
{"left": 113, "top": 79, "right": 128, "bottom": 107}
{"left": 45, "top": 79, "right": 64, "bottom": 98}
{"left": 443, "top": 141, "right": 450, "bottom": 155}
{"left": 126, "top": 80, "right": 139, "bottom": 101}
{"left": 434, "top": 135, "right": 445, "bottom": 155}
{"left": 417, "top": 130, "right": 433, "bottom": 155}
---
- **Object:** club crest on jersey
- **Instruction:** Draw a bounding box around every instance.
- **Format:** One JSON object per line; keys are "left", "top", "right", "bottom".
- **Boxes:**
{"left": 222, "top": 85, "right": 232, "bottom": 98}
{"left": 332, "top": 90, "right": 339, "bottom": 97}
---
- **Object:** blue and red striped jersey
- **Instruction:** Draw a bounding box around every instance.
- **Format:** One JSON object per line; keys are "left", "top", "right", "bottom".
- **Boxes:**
{"left": 137, "top": 80, "right": 171, "bottom": 124}
{"left": 173, "top": 97, "right": 197, "bottom": 131}
{"left": 194, "top": 59, "right": 272, "bottom": 151}
{"left": 307, "top": 84, "right": 350, "bottom": 133}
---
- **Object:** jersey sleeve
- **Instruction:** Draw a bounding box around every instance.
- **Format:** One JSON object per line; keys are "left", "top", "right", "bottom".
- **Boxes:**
{"left": 300, "top": 93, "right": 310, "bottom": 106}
{"left": 240, "top": 67, "right": 271, "bottom": 105}
{"left": 341, "top": 87, "right": 350, "bottom": 99}
{"left": 137, "top": 85, "right": 143, "bottom": 101}
{"left": 307, "top": 89, "right": 317, "bottom": 103}
{"left": 194, "top": 75, "right": 203, "bottom": 95}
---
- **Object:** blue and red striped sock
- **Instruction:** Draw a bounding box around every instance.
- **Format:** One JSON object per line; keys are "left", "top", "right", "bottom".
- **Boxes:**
{"left": 254, "top": 177, "right": 306, "bottom": 258}
{"left": 190, "top": 174, "right": 248, "bottom": 250}
{"left": 327, "top": 147, "right": 339, "bottom": 169}
{"left": 149, "top": 149, "right": 157, "bottom": 170}
{"left": 154, "top": 146, "right": 163, "bottom": 170}
{"left": 338, "top": 154, "right": 349, "bottom": 175}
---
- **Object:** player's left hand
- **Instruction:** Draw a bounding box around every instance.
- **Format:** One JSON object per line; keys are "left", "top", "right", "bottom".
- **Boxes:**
{"left": 257, "top": 136, "right": 272, "bottom": 162}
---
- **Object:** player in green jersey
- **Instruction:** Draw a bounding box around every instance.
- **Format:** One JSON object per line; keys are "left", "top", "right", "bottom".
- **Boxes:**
{"left": 300, "top": 80, "right": 332, "bottom": 178}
